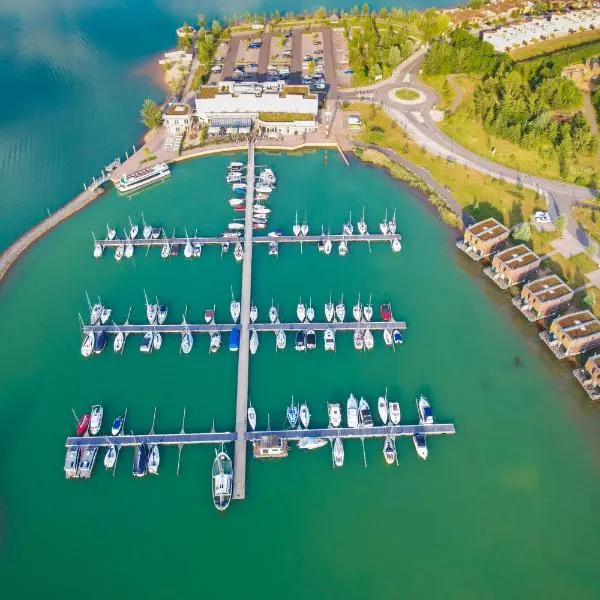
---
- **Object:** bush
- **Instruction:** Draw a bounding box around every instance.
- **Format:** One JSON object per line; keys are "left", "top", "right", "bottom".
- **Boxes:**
{"left": 512, "top": 221, "right": 531, "bottom": 242}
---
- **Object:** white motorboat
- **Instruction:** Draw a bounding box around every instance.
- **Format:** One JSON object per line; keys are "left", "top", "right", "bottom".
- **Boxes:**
{"left": 210, "top": 331, "right": 221, "bottom": 353}
{"left": 104, "top": 445, "right": 116, "bottom": 469}
{"left": 391, "top": 237, "right": 401, "bottom": 252}
{"left": 306, "top": 330, "right": 316, "bottom": 350}
{"left": 380, "top": 209, "right": 389, "bottom": 234}
{"left": 226, "top": 171, "right": 243, "bottom": 183}
{"left": 417, "top": 395, "right": 434, "bottom": 424}
{"left": 212, "top": 450, "right": 233, "bottom": 512}
{"left": 388, "top": 210, "right": 397, "bottom": 234}
{"left": 383, "top": 435, "right": 396, "bottom": 465}
{"left": 151, "top": 227, "right": 161, "bottom": 240}
{"left": 276, "top": 329, "right": 286, "bottom": 350}
{"left": 297, "top": 297, "right": 306, "bottom": 323}
{"left": 268, "top": 241, "right": 278, "bottom": 255}
{"left": 111, "top": 416, "right": 124, "bottom": 436}
{"left": 107, "top": 224, "right": 116, "bottom": 241}
{"left": 229, "top": 198, "right": 244, "bottom": 207}
{"left": 125, "top": 240, "right": 134, "bottom": 258}
{"left": 228, "top": 222, "right": 245, "bottom": 231}
{"left": 335, "top": 294, "right": 345, "bottom": 322}
{"left": 90, "top": 405, "right": 103, "bottom": 435}
{"left": 324, "top": 292, "right": 334, "bottom": 323}
{"left": 193, "top": 242, "right": 202, "bottom": 257}
{"left": 234, "top": 242, "right": 244, "bottom": 262}
{"left": 293, "top": 211, "right": 301, "bottom": 236}
{"left": 100, "top": 306, "right": 112, "bottom": 324}
{"left": 93, "top": 243, "right": 103, "bottom": 259}
{"left": 353, "top": 329, "right": 364, "bottom": 350}
{"left": 358, "top": 207, "right": 368, "bottom": 235}
{"left": 153, "top": 332, "right": 162, "bottom": 350}
{"left": 250, "top": 304, "right": 258, "bottom": 323}
{"left": 323, "top": 237, "right": 332, "bottom": 255}
{"left": 383, "top": 328, "right": 393, "bottom": 346}
{"left": 148, "top": 445, "right": 160, "bottom": 475}
{"left": 364, "top": 328, "right": 374, "bottom": 350}
{"left": 358, "top": 397, "right": 373, "bottom": 427}
{"left": 353, "top": 294, "right": 362, "bottom": 322}
{"left": 269, "top": 302, "right": 278, "bottom": 323}
{"left": 306, "top": 298, "right": 315, "bottom": 322}
{"left": 339, "top": 238, "right": 348, "bottom": 256}
{"left": 142, "top": 214, "right": 152, "bottom": 240}
{"left": 140, "top": 331, "right": 153, "bottom": 353}
{"left": 230, "top": 290, "right": 241, "bottom": 322}
{"left": 113, "top": 330, "right": 125, "bottom": 353}
{"left": 253, "top": 205, "right": 271, "bottom": 214}
{"left": 115, "top": 243, "right": 125, "bottom": 261}
{"left": 328, "top": 402, "right": 342, "bottom": 428}
{"left": 250, "top": 330, "right": 259, "bottom": 354}
{"left": 324, "top": 328, "right": 335, "bottom": 351}
{"left": 81, "top": 332, "right": 94, "bottom": 357}
{"left": 157, "top": 303, "right": 168, "bottom": 324}
{"left": 287, "top": 398, "right": 299, "bottom": 428}
{"left": 228, "top": 161, "right": 244, "bottom": 171}
{"left": 347, "top": 394, "right": 359, "bottom": 428}
{"left": 184, "top": 240, "right": 193, "bottom": 258}
{"left": 247, "top": 403, "right": 257, "bottom": 430}
{"left": 160, "top": 241, "right": 171, "bottom": 258}
{"left": 389, "top": 401, "right": 401, "bottom": 425}
{"left": 129, "top": 219, "right": 139, "bottom": 240}
{"left": 299, "top": 403, "right": 311, "bottom": 429}
{"left": 413, "top": 433, "right": 428, "bottom": 460}
{"left": 332, "top": 437, "right": 344, "bottom": 467}
{"left": 344, "top": 211, "right": 354, "bottom": 236}
{"left": 255, "top": 185, "right": 272, "bottom": 194}
{"left": 377, "top": 396, "right": 389, "bottom": 425}
{"left": 181, "top": 331, "right": 193, "bottom": 354}
{"left": 298, "top": 437, "right": 327, "bottom": 450}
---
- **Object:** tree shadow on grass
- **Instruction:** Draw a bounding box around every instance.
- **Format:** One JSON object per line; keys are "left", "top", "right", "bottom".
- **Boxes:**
{"left": 465, "top": 201, "right": 504, "bottom": 224}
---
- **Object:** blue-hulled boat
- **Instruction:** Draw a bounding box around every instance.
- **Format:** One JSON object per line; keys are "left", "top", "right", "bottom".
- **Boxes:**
{"left": 295, "top": 331, "right": 306, "bottom": 351}
{"left": 393, "top": 330, "right": 403, "bottom": 344}
{"left": 229, "top": 326, "right": 240, "bottom": 351}
{"left": 92, "top": 330, "right": 107, "bottom": 354}
{"left": 133, "top": 443, "right": 149, "bottom": 477}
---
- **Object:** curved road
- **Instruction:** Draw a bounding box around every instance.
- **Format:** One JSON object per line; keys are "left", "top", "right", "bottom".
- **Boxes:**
{"left": 338, "top": 49, "right": 595, "bottom": 242}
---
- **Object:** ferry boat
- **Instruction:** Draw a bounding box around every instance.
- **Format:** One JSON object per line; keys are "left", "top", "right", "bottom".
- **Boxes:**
{"left": 212, "top": 450, "right": 233, "bottom": 512}
{"left": 347, "top": 394, "right": 359, "bottom": 428}
{"left": 389, "top": 402, "right": 401, "bottom": 426}
{"left": 324, "top": 328, "right": 335, "bottom": 351}
{"left": 132, "top": 443, "right": 149, "bottom": 477}
{"left": 64, "top": 447, "right": 80, "bottom": 479}
{"left": 298, "top": 437, "right": 327, "bottom": 450}
{"left": 358, "top": 398, "right": 373, "bottom": 427}
{"left": 276, "top": 329, "right": 286, "bottom": 350}
{"left": 77, "top": 446, "right": 98, "bottom": 479}
{"left": 383, "top": 435, "right": 396, "bottom": 465}
{"left": 93, "top": 330, "right": 107, "bottom": 354}
{"left": 295, "top": 331, "right": 306, "bottom": 351}
{"left": 328, "top": 403, "right": 342, "bottom": 428}
{"left": 229, "top": 327, "right": 240, "bottom": 351}
{"left": 380, "top": 303, "right": 392, "bottom": 322}
{"left": 89, "top": 405, "right": 103, "bottom": 435}
{"left": 377, "top": 396, "right": 388, "bottom": 425}
{"left": 111, "top": 416, "right": 124, "bottom": 436}
{"left": 104, "top": 445, "right": 116, "bottom": 469}
{"left": 413, "top": 433, "right": 428, "bottom": 460}
{"left": 116, "top": 162, "right": 170, "bottom": 193}
{"left": 306, "top": 330, "right": 316, "bottom": 350}
{"left": 286, "top": 399, "right": 299, "bottom": 428}
{"left": 299, "top": 403, "right": 311, "bottom": 428}
{"left": 332, "top": 437, "right": 344, "bottom": 467}
{"left": 148, "top": 445, "right": 160, "bottom": 475}
{"left": 417, "top": 395, "right": 434, "bottom": 424}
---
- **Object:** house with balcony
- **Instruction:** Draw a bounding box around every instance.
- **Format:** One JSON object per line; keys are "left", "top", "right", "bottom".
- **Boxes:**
{"left": 162, "top": 103, "right": 192, "bottom": 134}
{"left": 573, "top": 354, "right": 600, "bottom": 401}
{"left": 483, "top": 244, "right": 541, "bottom": 289}
{"left": 540, "top": 310, "right": 600, "bottom": 359}
{"left": 512, "top": 274, "right": 573, "bottom": 321}
{"left": 456, "top": 218, "right": 510, "bottom": 261}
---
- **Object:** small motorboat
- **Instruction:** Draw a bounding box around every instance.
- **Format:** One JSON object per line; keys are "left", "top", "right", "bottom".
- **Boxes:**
{"left": 212, "top": 450, "right": 233, "bottom": 512}
{"left": 298, "top": 437, "right": 328, "bottom": 450}
{"left": 222, "top": 241, "right": 230, "bottom": 253}
{"left": 100, "top": 306, "right": 112, "bottom": 324}
{"left": 234, "top": 242, "right": 244, "bottom": 262}
{"left": 276, "top": 329, "right": 286, "bottom": 350}
{"left": 151, "top": 227, "right": 161, "bottom": 240}
{"left": 306, "top": 299, "right": 315, "bottom": 322}
{"left": 287, "top": 399, "right": 299, "bottom": 428}
{"left": 364, "top": 329, "right": 374, "bottom": 350}
{"left": 253, "top": 205, "right": 271, "bottom": 214}
{"left": 417, "top": 395, "right": 434, "bottom": 424}
{"left": 377, "top": 396, "right": 388, "bottom": 425}
{"left": 323, "top": 238, "right": 332, "bottom": 255}
{"left": 181, "top": 331, "right": 193, "bottom": 354}
{"left": 229, "top": 198, "right": 244, "bottom": 207}
{"left": 204, "top": 309, "right": 215, "bottom": 324}
{"left": 389, "top": 402, "right": 401, "bottom": 425}
{"left": 93, "top": 243, "right": 103, "bottom": 258}
{"left": 111, "top": 416, "right": 124, "bottom": 436}
{"left": 383, "top": 435, "right": 396, "bottom": 465}
{"left": 226, "top": 171, "right": 243, "bottom": 183}
{"left": 267, "top": 230, "right": 283, "bottom": 237}
{"left": 114, "top": 330, "right": 124, "bottom": 353}
{"left": 256, "top": 193, "right": 269, "bottom": 201}
{"left": 228, "top": 161, "right": 244, "bottom": 171}
{"left": 339, "top": 239, "right": 348, "bottom": 256}
{"left": 140, "top": 332, "right": 154, "bottom": 353}
{"left": 228, "top": 222, "right": 245, "bottom": 231}
{"left": 383, "top": 328, "right": 393, "bottom": 346}
{"left": 115, "top": 243, "right": 125, "bottom": 261}
{"left": 248, "top": 403, "right": 257, "bottom": 430}
{"left": 255, "top": 185, "right": 272, "bottom": 194}
{"left": 393, "top": 330, "right": 403, "bottom": 345}
{"left": 153, "top": 332, "right": 162, "bottom": 351}
{"left": 253, "top": 223, "right": 267, "bottom": 230}
{"left": 306, "top": 330, "right": 316, "bottom": 350}
{"left": 148, "top": 445, "right": 160, "bottom": 475}
{"left": 210, "top": 331, "right": 222, "bottom": 353}
{"left": 157, "top": 303, "right": 168, "bottom": 325}
{"left": 93, "top": 330, "right": 107, "bottom": 354}
{"left": 353, "top": 329, "right": 364, "bottom": 351}
{"left": 193, "top": 243, "right": 202, "bottom": 257}
{"left": 228, "top": 327, "right": 240, "bottom": 352}
{"left": 391, "top": 237, "right": 401, "bottom": 253}
{"left": 353, "top": 294, "right": 362, "bottom": 322}
{"left": 250, "top": 304, "right": 258, "bottom": 323}
{"left": 347, "top": 394, "right": 359, "bottom": 428}
{"left": 76, "top": 413, "right": 90, "bottom": 436}
{"left": 90, "top": 302, "right": 102, "bottom": 325}
{"left": 297, "top": 298, "right": 306, "bottom": 323}
{"left": 104, "top": 445, "right": 116, "bottom": 469}
{"left": 333, "top": 437, "right": 344, "bottom": 467}
{"left": 328, "top": 403, "right": 342, "bottom": 428}
{"left": 380, "top": 303, "right": 392, "bottom": 322}
{"left": 232, "top": 183, "right": 247, "bottom": 194}
{"left": 81, "top": 332, "right": 94, "bottom": 357}
{"left": 250, "top": 330, "right": 259, "bottom": 355}
{"left": 299, "top": 403, "right": 310, "bottom": 428}
{"left": 324, "top": 328, "right": 335, "bottom": 351}
{"left": 318, "top": 238, "right": 325, "bottom": 253}
{"left": 295, "top": 331, "right": 306, "bottom": 351}
{"left": 335, "top": 295, "right": 345, "bottom": 322}
{"left": 324, "top": 293, "right": 334, "bottom": 323}
{"left": 269, "top": 303, "right": 278, "bottom": 323}
{"left": 90, "top": 405, "right": 103, "bottom": 435}
{"left": 358, "top": 397, "right": 373, "bottom": 427}
{"left": 413, "top": 433, "right": 428, "bottom": 460}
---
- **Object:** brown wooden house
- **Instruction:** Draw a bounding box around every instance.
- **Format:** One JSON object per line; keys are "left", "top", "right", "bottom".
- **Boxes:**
{"left": 573, "top": 354, "right": 600, "bottom": 401}
{"left": 540, "top": 310, "right": 600, "bottom": 359}
{"left": 456, "top": 218, "right": 510, "bottom": 261}
{"left": 484, "top": 244, "right": 541, "bottom": 289}
{"left": 512, "top": 274, "right": 573, "bottom": 321}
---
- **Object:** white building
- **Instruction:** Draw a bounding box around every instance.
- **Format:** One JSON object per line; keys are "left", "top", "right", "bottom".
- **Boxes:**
{"left": 163, "top": 103, "right": 192, "bottom": 134}
{"left": 158, "top": 50, "right": 193, "bottom": 66}
{"left": 481, "top": 9, "right": 600, "bottom": 52}
{"left": 195, "top": 82, "right": 319, "bottom": 135}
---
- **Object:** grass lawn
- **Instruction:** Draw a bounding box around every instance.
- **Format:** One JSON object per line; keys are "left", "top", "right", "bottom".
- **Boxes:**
{"left": 572, "top": 203, "right": 600, "bottom": 243}
{"left": 509, "top": 29, "right": 600, "bottom": 61}
{"left": 437, "top": 75, "right": 598, "bottom": 186}
{"left": 420, "top": 73, "right": 453, "bottom": 111}
{"left": 395, "top": 88, "right": 420, "bottom": 101}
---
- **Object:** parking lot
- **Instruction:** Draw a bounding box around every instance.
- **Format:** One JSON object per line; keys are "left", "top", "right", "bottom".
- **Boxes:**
{"left": 332, "top": 28, "right": 352, "bottom": 87}
{"left": 268, "top": 33, "right": 292, "bottom": 67}
{"left": 207, "top": 41, "right": 229, "bottom": 84}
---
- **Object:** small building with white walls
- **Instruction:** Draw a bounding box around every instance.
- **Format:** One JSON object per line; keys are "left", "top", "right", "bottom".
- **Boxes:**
{"left": 163, "top": 103, "right": 192, "bottom": 134}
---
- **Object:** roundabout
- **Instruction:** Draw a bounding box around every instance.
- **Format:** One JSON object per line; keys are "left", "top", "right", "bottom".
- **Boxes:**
{"left": 388, "top": 86, "right": 426, "bottom": 105}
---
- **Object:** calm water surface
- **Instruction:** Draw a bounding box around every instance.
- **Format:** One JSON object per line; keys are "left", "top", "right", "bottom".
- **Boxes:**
{"left": 0, "top": 151, "right": 600, "bottom": 598}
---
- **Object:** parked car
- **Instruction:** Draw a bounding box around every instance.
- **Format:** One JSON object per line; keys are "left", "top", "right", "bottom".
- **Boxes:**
{"left": 211, "top": 65, "right": 222, "bottom": 73}
{"left": 314, "top": 49, "right": 324, "bottom": 55}
{"left": 534, "top": 211, "right": 552, "bottom": 224}
{"left": 312, "top": 81, "right": 326, "bottom": 90}
{"left": 303, "top": 54, "right": 313, "bottom": 62}
{"left": 313, "top": 40, "right": 322, "bottom": 46}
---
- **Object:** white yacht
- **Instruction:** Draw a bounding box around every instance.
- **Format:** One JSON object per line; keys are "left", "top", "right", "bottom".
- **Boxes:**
{"left": 353, "top": 329, "right": 364, "bottom": 351}
{"left": 379, "top": 209, "right": 389, "bottom": 234}
{"left": 124, "top": 240, "right": 134, "bottom": 258}
{"left": 383, "top": 435, "right": 396, "bottom": 465}
{"left": 388, "top": 210, "right": 397, "bottom": 234}
{"left": 247, "top": 403, "right": 257, "bottom": 430}
{"left": 228, "top": 222, "right": 245, "bottom": 231}
{"left": 113, "top": 330, "right": 125, "bottom": 353}
{"left": 293, "top": 211, "right": 301, "bottom": 236}
{"left": 142, "top": 214, "right": 152, "bottom": 240}
{"left": 140, "top": 331, "right": 154, "bottom": 353}
{"left": 324, "top": 328, "right": 335, "bottom": 351}
{"left": 347, "top": 394, "right": 359, "bottom": 428}
{"left": 299, "top": 403, "right": 311, "bottom": 429}
{"left": 335, "top": 294, "right": 345, "bottom": 322}
{"left": 363, "top": 299, "right": 373, "bottom": 322}
{"left": 358, "top": 397, "right": 373, "bottom": 427}
{"left": 116, "top": 162, "right": 170, "bottom": 193}
{"left": 157, "top": 302, "right": 168, "bottom": 325}
{"left": 160, "top": 241, "right": 171, "bottom": 259}
{"left": 104, "top": 445, "right": 116, "bottom": 469}
{"left": 324, "top": 293, "right": 334, "bottom": 323}
{"left": 298, "top": 437, "right": 327, "bottom": 450}
{"left": 210, "top": 331, "right": 221, "bottom": 353}
{"left": 269, "top": 302, "right": 278, "bottom": 323}
{"left": 234, "top": 242, "right": 244, "bottom": 262}
{"left": 339, "top": 238, "right": 348, "bottom": 256}
{"left": 129, "top": 218, "right": 139, "bottom": 239}
{"left": 250, "top": 330, "right": 259, "bottom": 355}
{"left": 332, "top": 437, "right": 344, "bottom": 467}
{"left": 90, "top": 302, "right": 102, "bottom": 325}
{"left": 111, "top": 416, "right": 124, "bottom": 436}
{"left": 417, "top": 395, "right": 434, "bottom": 424}
{"left": 364, "top": 329, "right": 374, "bottom": 350}
{"left": 100, "top": 306, "right": 112, "bottom": 324}
{"left": 90, "top": 405, "right": 103, "bottom": 435}
{"left": 344, "top": 211, "right": 354, "bottom": 236}
{"left": 306, "top": 298, "right": 315, "bottom": 322}
{"left": 413, "top": 433, "right": 428, "bottom": 460}
{"left": 353, "top": 294, "right": 362, "bottom": 322}
{"left": 212, "top": 450, "right": 233, "bottom": 512}
{"left": 193, "top": 242, "right": 202, "bottom": 257}
{"left": 229, "top": 197, "right": 244, "bottom": 207}
{"left": 145, "top": 292, "right": 157, "bottom": 324}
{"left": 323, "top": 237, "right": 332, "bottom": 255}
{"left": 276, "top": 329, "right": 286, "bottom": 350}
{"left": 391, "top": 237, "right": 401, "bottom": 253}
{"left": 107, "top": 224, "right": 116, "bottom": 241}
{"left": 181, "top": 331, "right": 193, "bottom": 354}
{"left": 296, "top": 297, "right": 306, "bottom": 323}
{"left": 115, "top": 243, "right": 125, "bottom": 261}
{"left": 184, "top": 240, "right": 193, "bottom": 258}
{"left": 153, "top": 332, "right": 162, "bottom": 351}
{"left": 81, "top": 332, "right": 94, "bottom": 357}
{"left": 286, "top": 398, "right": 299, "bottom": 428}
{"left": 383, "top": 328, "right": 393, "bottom": 346}
{"left": 328, "top": 403, "right": 342, "bottom": 428}
{"left": 228, "top": 161, "right": 244, "bottom": 171}
{"left": 389, "top": 401, "right": 401, "bottom": 425}
{"left": 357, "top": 207, "right": 368, "bottom": 235}
{"left": 226, "top": 171, "right": 243, "bottom": 183}
{"left": 93, "top": 243, "right": 103, "bottom": 259}
{"left": 148, "top": 445, "right": 160, "bottom": 475}
{"left": 300, "top": 218, "right": 309, "bottom": 237}
{"left": 250, "top": 304, "right": 258, "bottom": 323}
{"left": 230, "top": 297, "right": 241, "bottom": 323}
{"left": 377, "top": 396, "right": 388, "bottom": 425}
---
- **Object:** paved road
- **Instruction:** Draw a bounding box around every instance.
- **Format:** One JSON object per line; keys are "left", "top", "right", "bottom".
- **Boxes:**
{"left": 222, "top": 35, "right": 241, "bottom": 80}
{"left": 317, "top": 26, "right": 338, "bottom": 99}
{"left": 290, "top": 28, "right": 303, "bottom": 84}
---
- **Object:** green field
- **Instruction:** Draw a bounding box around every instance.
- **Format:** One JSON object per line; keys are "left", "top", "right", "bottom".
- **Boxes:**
{"left": 509, "top": 29, "right": 600, "bottom": 61}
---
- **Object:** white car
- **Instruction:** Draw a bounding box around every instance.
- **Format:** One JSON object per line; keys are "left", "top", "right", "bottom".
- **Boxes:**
{"left": 534, "top": 211, "right": 551, "bottom": 224}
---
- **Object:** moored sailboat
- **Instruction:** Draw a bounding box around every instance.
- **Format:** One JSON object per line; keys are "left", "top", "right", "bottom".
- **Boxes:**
{"left": 247, "top": 402, "right": 257, "bottom": 431}
{"left": 332, "top": 437, "right": 344, "bottom": 467}
{"left": 299, "top": 403, "right": 310, "bottom": 429}
{"left": 324, "top": 291, "right": 334, "bottom": 323}
{"left": 286, "top": 398, "right": 299, "bottom": 428}
{"left": 383, "top": 435, "right": 396, "bottom": 465}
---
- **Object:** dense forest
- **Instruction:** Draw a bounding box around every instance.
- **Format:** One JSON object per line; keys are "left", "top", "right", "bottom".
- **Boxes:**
{"left": 424, "top": 30, "right": 597, "bottom": 178}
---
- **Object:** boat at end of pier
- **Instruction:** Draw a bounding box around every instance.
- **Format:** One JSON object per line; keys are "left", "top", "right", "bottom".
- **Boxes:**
{"left": 115, "top": 162, "right": 170, "bottom": 193}
{"left": 64, "top": 447, "right": 80, "bottom": 479}
{"left": 212, "top": 450, "right": 233, "bottom": 512}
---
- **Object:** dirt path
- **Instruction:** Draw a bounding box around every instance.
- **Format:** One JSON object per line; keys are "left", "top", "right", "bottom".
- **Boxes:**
{"left": 446, "top": 74, "right": 465, "bottom": 114}
{"left": 582, "top": 90, "right": 600, "bottom": 161}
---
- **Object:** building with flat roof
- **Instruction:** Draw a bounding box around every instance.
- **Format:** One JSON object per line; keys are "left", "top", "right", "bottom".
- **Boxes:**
{"left": 484, "top": 244, "right": 541, "bottom": 289}
{"left": 195, "top": 82, "right": 318, "bottom": 135}
{"left": 573, "top": 354, "right": 600, "bottom": 401}
{"left": 457, "top": 218, "right": 510, "bottom": 261}
{"left": 163, "top": 103, "right": 192, "bottom": 134}
{"left": 512, "top": 274, "right": 573, "bottom": 322}
{"left": 540, "top": 310, "right": 600, "bottom": 359}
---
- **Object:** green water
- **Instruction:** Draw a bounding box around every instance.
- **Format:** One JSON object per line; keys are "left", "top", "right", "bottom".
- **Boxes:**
{"left": 1, "top": 151, "right": 600, "bottom": 598}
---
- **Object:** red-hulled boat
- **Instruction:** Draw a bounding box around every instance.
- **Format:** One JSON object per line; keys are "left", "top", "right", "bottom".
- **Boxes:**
{"left": 77, "top": 414, "right": 90, "bottom": 436}
{"left": 380, "top": 303, "right": 392, "bottom": 322}
{"left": 253, "top": 223, "right": 266, "bottom": 230}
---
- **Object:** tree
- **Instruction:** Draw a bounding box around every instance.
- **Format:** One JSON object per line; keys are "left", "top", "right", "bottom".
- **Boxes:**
{"left": 197, "top": 14, "right": 206, "bottom": 29}
{"left": 555, "top": 214, "right": 568, "bottom": 237}
{"left": 211, "top": 19, "right": 222, "bottom": 36}
{"left": 512, "top": 221, "right": 531, "bottom": 242}
{"left": 361, "top": 3, "right": 370, "bottom": 16}
{"left": 140, "top": 99, "right": 162, "bottom": 130}
{"left": 314, "top": 6, "right": 326, "bottom": 19}
{"left": 586, "top": 241, "right": 599, "bottom": 260}
{"left": 583, "top": 290, "right": 596, "bottom": 309}
{"left": 387, "top": 45, "right": 402, "bottom": 68}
